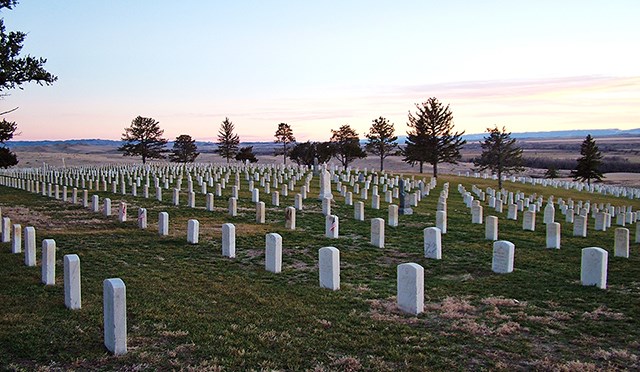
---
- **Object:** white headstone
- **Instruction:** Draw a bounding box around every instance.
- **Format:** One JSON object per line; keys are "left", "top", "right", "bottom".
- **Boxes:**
{"left": 388, "top": 204, "right": 399, "bottom": 227}
{"left": 222, "top": 223, "right": 236, "bottom": 258}
{"left": 523, "top": 211, "right": 536, "bottom": 231}
{"left": 229, "top": 197, "right": 237, "bottom": 217}
{"left": 397, "top": 263, "right": 424, "bottom": 315}
{"left": 471, "top": 205, "right": 483, "bottom": 224}
{"left": 103, "top": 278, "right": 127, "bottom": 355}
{"left": 138, "top": 208, "right": 147, "bottom": 229}
{"left": 265, "top": 233, "right": 282, "bottom": 273}
{"left": 614, "top": 227, "right": 629, "bottom": 258}
{"left": 118, "top": 202, "right": 127, "bottom": 222}
{"left": 423, "top": 227, "right": 442, "bottom": 259}
{"left": 24, "top": 226, "right": 36, "bottom": 266}
{"left": 206, "top": 193, "right": 214, "bottom": 211}
{"left": 546, "top": 222, "right": 561, "bottom": 249}
{"left": 543, "top": 203, "right": 555, "bottom": 224}
{"left": 436, "top": 210, "right": 447, "bottom": 234}
{"left": 573, "top": 215, "right": 587, "bottom": 237}
{"left": 187, "top": 219, "right": 199, "bottom": 244}
{"left": 325, "top": 215, "right": 339, "bottom": 238}
{"left": 256, "top": 201, "right": 266, "bottom": 223}
{"left": 371, "top": 218, "right": 385, "bottom": 248}
{"left": 581, "top": 247, "right": 607, "bottom": 289}
{"left": 485, "top": 216, "right": 498, "bottom": 241}
{"left": 492, "top": 240, "right": 514, "bottom": 274}
{"left": 354, "top": 201, "right": 364, "bottom": 221}
{"left": 11, "top": 224, "right": 21, "bottom": 254}
{"left": 64, "top": 254, "right": 81, "bottom": 310}
{"left": 285, "top": 206, "right": 296, "bottom": 230}
{"left": 103, "top": 198, "right": 111, "bottom": 216}
{"left": 2, "top": 217, "right": 11, "bottom": 243}
{"left": 42, "top": 239, "right": 56, "bottom": 285}
{"left": 158, "top": 212, "right": 169, "bottom": 236}
{"left": 319, "top": 247, "right": 340, "bottom": 290}
{"left": 322, "top": 197, "right": 332, "bottom": 216}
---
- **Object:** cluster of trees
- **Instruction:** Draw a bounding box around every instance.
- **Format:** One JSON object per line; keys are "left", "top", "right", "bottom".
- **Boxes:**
{"left": 0, "top": 1, "right": 609, "bottom": 184}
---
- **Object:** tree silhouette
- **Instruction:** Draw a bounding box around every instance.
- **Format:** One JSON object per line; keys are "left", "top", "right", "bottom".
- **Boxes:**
{"left": 216, "top": 117, "right": 240, "bottom": 163}
{"left": 235, "top": 146, "right": 258, "bottom": 163}
{"left": 0, "top": 1, "right": 57, "bottom": 168}
{"left": 571, "top": 134, "right": 604, "bottom": 186}
{"left": 365, "top": 116, "right": 398, "bottom": 171}
{"left": 544, "top": 167, "right": 559, "bottom": 179}
{"left": 0, "top": 118, "right": 17, "bottom": 167}
{"left": 402, "top": 97, "right": 466, "bottom": 176}
{"left": 474, "top": 126, "right": 524, "bottom": 189}
{"left": 330, "top": 124, "right": 366, "bottom": 168}
{"left": 288, "top": 141, "right": 333, "bottom": 166}
{"left": 169, "top": 134, "right": 199, "bottom": 163}
{"left": 118, "top": 116, "right": 168, "bottom": 164}
{"left": 274, "top": 122, "right": 295, "bottom": 165}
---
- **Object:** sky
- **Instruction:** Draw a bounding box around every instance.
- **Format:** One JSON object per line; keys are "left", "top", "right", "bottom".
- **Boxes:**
{"left": 2, "top": 0, "right": 639, "bottom": 142}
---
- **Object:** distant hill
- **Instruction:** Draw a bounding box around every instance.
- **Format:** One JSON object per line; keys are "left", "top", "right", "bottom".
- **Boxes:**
{"left": 7, "top": 128, "right": 640, "bottom": 147}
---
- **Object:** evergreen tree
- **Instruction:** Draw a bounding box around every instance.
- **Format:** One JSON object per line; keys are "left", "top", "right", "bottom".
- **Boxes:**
{"left": 329, "top": 124, "right": 366, "bottom": 168}
{"left": 235, "top": 146, "right": 258, "bottom": 163}
{"left": 169, "top": 134, "right": 199, "bottom": 163}
{"left": 571, "top": 134, "right": 604, "bottom": 185}
{"left": 0, "top": 118, "right": 17, "bottom": 167}
{"left": 474, "top": 126, "right": 524, "bottom": 189}
{"left": 216, "top": 117, "right": 240, "bottom": 163}
{"left": 0, "top": 1, "right": 57, "bottom": 168}
{"left": 274, "top": 122, "right": 295, "bottom": 165}
{"left": 402, "top": 97, "right": 466, "bottom": 176}
{"left": 544, "top": 167, "right": 559, "bottom": 179}
{"left": 288, "top": 141, "right": 333, "bottom": 166}
{"left": 118, "top": 116, "right": 168, "bottom": 164}
{"left": 365, "top": 116, "right": 398, "bottom": 171}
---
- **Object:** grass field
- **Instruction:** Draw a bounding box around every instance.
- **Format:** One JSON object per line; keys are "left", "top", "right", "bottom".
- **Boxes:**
{"left": 1, "top": 172, "right": 640, "bottom": 370}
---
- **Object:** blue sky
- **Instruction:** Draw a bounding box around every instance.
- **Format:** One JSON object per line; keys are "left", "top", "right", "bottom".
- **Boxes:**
{"left": 2, "top": 1, "right": 639, "bottom": 141}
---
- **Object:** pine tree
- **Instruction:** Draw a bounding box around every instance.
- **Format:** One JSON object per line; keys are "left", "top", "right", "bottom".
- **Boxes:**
{"left": 544, "top": 167, "right": 559, "bottom": 179}
{"left": 118, "top": 116, "right": 168, "bottom": 164}
{"left": 329, "top": 124, "right": 366, "bottom": 168}
{"left": 169, "top": 134, "right": 199, "bottom": 163}
{"left": 0, "top": 118, "right": 17, "bottom": 167}
{"left": 365, "top": 116, "right": 398, "bottom": 171}
{"left": 235, "top": 146, "right": 258, "bottom": 163}
{"left": 474, "top": 126, "right": 524, "bottom": 189}
{"left": 402, "top": 97, "right": 466, "bottom": 176}
{"left": 571, "top": 134, "right": 604, "bottom": 185}
{"left": 274, "top": 122, "right": 295, "bottom": 165}
{"left": 215, "top": 117, "right": 240, "bottom": 163}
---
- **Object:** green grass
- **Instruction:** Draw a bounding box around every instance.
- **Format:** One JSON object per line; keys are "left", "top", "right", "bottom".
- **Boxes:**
{"left": 1, "top": 172, "right": 640, "bottom": 370}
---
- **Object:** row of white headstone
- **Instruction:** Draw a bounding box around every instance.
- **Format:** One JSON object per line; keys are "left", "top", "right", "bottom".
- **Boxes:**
{"left": 0, "top": 211, "right": 127, "bottom": 355}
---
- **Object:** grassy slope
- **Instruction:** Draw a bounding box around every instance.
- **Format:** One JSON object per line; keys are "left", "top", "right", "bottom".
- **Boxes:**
{"left": 1, "top": 173, "right": 639, "bottom": 370}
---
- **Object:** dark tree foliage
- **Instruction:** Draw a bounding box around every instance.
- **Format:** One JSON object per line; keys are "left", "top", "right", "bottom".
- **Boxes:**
{"left": 170, "top": 134, "right": 199, "bottom": 163}
{"left": 402, "top": 97, "right": 466, "bottom": 176}
{"left": 0, "top": 2, "right": 57, "bottom": 93}
{"left": 235, "top": 146, "right": 258, "bottom": 163}
{"left": 216, "top": 117, "right": 240, "bottom": 163}
{"left": 329, "top": 124, "right": 366, "bottom": 168}
{"left": 274, "top": 122, "right": 295, "bottom": 165}
{"left": 474, "top": 126, "right": 524, "bottom": 189}
{"left": 118, "top": 116, "right": 168, "bottom": 164}
{"left": 0, "top": 1, "right": 56, "bottom": 168}
{"left": 288, "top": 141, "right": 333, "bottom": 166}
{"left": 0, "top": 119, "right": 17, "bottom": 167}
{"left": 571, "top": 134, "right": 604, "bottom": 186}
{"left": 0, "top": 146, "right": 16, "bottom": 167}
{"left": 0, "top": 117, "right": 16, "bottom": 142}
{"left": 365, "top": 116, "right": 398, "bottom": 171}
{"left": 544, "top": 167, "right": 559, "bottom": 179}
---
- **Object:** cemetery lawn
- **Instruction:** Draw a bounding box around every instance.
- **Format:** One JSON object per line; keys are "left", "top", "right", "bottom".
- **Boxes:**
{"left": 1, "top": 174, "right": 640, "bottom": 370}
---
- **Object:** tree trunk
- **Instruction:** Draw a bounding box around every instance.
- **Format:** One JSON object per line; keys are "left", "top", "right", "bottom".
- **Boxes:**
{"left": 380, "top": 155, "right": 384, "bottom": 172}
{"left": 142, "top": 155, "right": 146, "bottom": 164}
{"left": 419, "top": 162, "right": 424, "bottom": 174}
{"left": 498, "top": 168, "right": 502, "bottom": 189}
{"left": 432, "top": 162, "right": 438, "bottom": 178}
